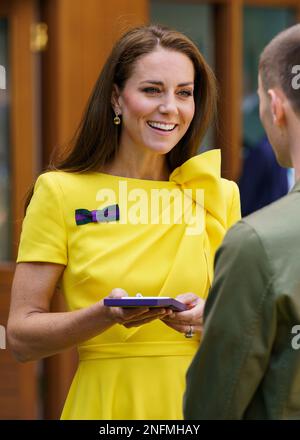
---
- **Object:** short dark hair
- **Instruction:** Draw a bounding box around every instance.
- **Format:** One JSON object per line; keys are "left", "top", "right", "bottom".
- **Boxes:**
{"left": 259, "top": 23, "right": 300, "bottom": 114}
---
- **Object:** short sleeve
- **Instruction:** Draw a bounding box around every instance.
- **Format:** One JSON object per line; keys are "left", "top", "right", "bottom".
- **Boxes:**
{"left": 17, "top": 172, "right": 68, "bottom": 265}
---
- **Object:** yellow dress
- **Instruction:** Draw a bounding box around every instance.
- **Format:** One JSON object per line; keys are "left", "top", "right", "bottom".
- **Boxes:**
{"left": 17, "top": 149, "right": 241, "bottom": 419}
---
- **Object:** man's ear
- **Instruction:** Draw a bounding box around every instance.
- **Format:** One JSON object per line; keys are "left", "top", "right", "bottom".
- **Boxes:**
{"left": 268, "top": 88, "right": 285, "bottom": 126}
{"left": 111, "top": 84, "right": 122, "bottom": 114}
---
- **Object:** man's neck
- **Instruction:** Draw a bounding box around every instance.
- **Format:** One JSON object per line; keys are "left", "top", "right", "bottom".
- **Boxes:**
{"left": 286, "top": 113, "right": 300, "bottom": 181}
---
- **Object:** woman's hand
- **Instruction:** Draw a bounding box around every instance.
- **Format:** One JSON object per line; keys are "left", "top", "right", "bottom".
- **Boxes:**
{"left": 161, "top": 293, "right": 205, "bottom": 337}
{"left": 105, "top": 288, "right": 172, "bottom": 328}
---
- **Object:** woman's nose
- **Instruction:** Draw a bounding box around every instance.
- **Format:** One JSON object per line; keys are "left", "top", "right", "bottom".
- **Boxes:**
{"left": 158, "top": 94, "right": 178, "bottom": 114}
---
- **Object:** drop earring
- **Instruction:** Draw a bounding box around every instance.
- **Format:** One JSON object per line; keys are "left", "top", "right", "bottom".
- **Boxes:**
{"left": 114, "top": 112, "right": 121, "bottom": 125}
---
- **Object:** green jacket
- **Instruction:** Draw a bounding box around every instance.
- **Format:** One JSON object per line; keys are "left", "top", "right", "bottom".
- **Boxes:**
{"left": 184, "top": 181, "right": 300, "bottom": 420}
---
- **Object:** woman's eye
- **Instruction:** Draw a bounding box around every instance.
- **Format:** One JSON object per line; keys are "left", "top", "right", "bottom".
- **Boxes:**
{"left": 142, "top": 87, "right": 161, "bottom": 94}
{"left": 178, "top": 90, "right": 193, "bottom": 97}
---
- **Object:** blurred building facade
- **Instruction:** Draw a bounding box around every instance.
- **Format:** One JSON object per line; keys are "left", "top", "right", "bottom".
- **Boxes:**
{"left": 0, "top": 0, "right": 299, "bottom": 419}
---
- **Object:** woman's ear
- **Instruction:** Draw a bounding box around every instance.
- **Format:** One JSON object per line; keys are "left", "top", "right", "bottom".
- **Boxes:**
{"left": 111, "top": 84, "right": 122, "bottom": 115}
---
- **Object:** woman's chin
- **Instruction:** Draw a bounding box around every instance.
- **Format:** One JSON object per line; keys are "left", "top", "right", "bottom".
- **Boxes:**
{"left": 143, "top": 142, "right": 176, "bottom": 155}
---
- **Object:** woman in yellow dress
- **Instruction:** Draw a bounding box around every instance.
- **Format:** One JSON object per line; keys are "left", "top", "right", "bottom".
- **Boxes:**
{"left": 8, "top": 24, "right": 240, "bottom": 419}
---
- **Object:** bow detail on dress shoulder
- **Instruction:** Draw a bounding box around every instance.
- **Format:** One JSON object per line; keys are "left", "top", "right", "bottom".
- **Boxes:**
{"left": 169, "top": 149, "right": 227, "bottom": 229}
{"left": 170, "top": 149, "right": 229, "bottom": 284}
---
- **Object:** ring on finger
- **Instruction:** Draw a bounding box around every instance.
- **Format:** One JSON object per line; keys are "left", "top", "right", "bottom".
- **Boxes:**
{"left": 184, "top": 325, "right": 194, "bottom": 338}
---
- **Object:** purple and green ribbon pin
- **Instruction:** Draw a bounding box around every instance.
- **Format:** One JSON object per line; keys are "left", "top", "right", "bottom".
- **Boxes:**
{"left": 75, "top": 204, "right": 120, "bottom": 226}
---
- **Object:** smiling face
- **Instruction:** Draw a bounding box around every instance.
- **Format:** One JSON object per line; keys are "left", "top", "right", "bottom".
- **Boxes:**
{"left": 113, "top": 47, "right": 195, "bottom": 157}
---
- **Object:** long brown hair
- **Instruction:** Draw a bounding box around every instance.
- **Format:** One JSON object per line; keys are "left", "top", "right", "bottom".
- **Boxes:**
{"left": 26, "top": 24, "right": 217, "bottom": 210}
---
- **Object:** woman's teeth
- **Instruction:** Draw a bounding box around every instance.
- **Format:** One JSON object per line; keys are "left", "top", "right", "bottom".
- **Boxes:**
{"left": 147, "top": 121, "right": 176, "bottom": 131}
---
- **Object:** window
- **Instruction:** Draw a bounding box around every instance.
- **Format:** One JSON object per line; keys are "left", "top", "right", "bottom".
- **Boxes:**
{"left": 243, "top": 6, "right": 295, "bottom": 146}
{"left": 239, "top": 6, "right": 296, "bottom": 216}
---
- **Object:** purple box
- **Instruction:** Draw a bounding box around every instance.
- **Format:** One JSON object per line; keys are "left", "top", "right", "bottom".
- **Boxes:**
{"left": 103, "top": 297, "right": 188, "bottom": 312}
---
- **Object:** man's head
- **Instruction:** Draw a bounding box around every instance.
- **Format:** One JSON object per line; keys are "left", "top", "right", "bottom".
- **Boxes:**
{"left": 258, "top": 24, "right": 300, "bottom": 167}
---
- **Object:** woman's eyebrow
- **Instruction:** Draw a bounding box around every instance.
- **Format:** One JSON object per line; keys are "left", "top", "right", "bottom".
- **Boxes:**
{"left": 140, "top": 80, "right": 194, "bottom": 87}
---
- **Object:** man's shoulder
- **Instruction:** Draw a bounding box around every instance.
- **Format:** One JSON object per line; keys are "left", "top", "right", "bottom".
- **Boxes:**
{"left": 221, "top": 219, "right": 264, "bottom": 263}
{"left": 243, "top": 190, "right": 300, "bottom": 239}
{"left": 225, "top": 190, "right": 300, "bottom": 273}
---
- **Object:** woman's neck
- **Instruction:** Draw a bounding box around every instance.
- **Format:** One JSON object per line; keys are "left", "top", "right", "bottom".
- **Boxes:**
{"left": 102, "top": 148, "right": 170, "bottom": 181}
